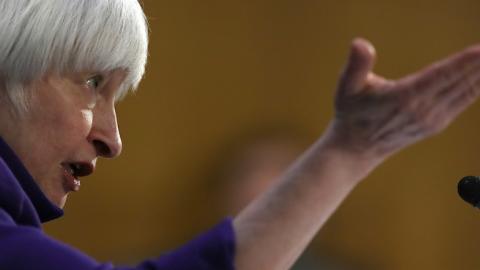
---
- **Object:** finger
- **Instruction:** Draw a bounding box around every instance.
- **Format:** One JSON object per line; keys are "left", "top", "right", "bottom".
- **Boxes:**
{"left": 337, "top": 38, "right": 377, "bottom": 95}
{"left": 366, "top": 73, "right": 395, "bottom": 91}
{"left": 433, "top": 59, "right": 480, "bottom": 103}
{"left": 418, "top": 67, "right": 480, "bottom": 135}
{"left": 398, "top": 44, "right": 480, "bottom": 97}
{"left": 445, "top": 68, "right": 480, "bottom": 117}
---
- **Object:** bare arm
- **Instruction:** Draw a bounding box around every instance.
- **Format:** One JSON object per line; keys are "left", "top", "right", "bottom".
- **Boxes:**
{"left": 233, "top": 38, "right": 480, "bottom": 270}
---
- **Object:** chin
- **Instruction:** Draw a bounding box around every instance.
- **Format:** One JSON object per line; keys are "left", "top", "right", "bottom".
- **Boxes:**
{"left": 36, "top": 176, "right": 70, "bottom": 208}
{"left": 57, "top": 194, "right": 69, "bottom": 209}
{"left": 47, "top": 191, "right": 69, "bottom": 209}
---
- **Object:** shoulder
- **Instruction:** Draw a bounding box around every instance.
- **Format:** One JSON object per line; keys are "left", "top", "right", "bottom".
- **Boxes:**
{"left": 0, "top": 156, "right": 34, "bottom": 223}
{"left": 0, "top": 208, "right": 14, "bottom": 225}
{"left": 0, "top": 156, "right": 15, "bottom": 181}
{"left": 0, "top": 215, "right": 100, "bottom": 270}
{"left": 0, "top": 156, "right": 24, "bottom": 208}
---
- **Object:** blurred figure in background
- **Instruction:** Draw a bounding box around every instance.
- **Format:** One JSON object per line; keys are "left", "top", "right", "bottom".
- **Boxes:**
{"left": 218, "top": 128, "right": 372, "bottom": 269}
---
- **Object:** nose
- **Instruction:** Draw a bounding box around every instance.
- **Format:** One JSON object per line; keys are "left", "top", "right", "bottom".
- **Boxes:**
{"left": 88, "top": 105, "right": 123, "bottom": 158}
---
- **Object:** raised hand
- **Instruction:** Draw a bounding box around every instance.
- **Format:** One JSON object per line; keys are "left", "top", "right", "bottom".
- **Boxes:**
{"left": 234, "top": 39, "right": 480, "bottom": 270}
{"left": 331, "top": 38, "right": 480, "bottom": 158}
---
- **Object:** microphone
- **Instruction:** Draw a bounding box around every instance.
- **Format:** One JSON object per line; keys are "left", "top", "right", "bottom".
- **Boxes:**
{"left": 458, "top": 176, "right": 480, "bottom": 208}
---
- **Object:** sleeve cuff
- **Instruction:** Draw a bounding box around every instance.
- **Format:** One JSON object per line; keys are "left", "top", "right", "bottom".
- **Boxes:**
{"left": 139, "top": 218, "right": 236, "bottom": 270}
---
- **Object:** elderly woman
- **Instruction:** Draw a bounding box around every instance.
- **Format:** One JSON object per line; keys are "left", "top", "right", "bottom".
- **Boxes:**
{"left": 1, "top": 1, "right": 480, "bottom": 270}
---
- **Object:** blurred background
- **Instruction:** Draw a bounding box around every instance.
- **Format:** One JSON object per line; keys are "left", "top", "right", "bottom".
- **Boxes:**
{"left": 44, "top": 0, "right": 480, "bottom": 269}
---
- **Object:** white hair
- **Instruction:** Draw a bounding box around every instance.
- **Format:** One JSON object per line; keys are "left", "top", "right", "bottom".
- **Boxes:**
{"left": 0, "top": 0, "right": 148, "bottom": 111}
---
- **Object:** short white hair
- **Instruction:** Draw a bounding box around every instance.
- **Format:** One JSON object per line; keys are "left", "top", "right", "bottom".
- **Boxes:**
{"left": 0, "top": 0, "right": 148, "bottom": 111}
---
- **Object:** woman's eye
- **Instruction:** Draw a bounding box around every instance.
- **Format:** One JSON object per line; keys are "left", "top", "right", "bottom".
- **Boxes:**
{"left": 86, "top": 75, "right": 103, "bottom": 89}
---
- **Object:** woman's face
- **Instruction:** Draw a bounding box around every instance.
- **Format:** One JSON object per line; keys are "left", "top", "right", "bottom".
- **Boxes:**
{"left": 0, "top": 69, "right": 126, "bottom": 208}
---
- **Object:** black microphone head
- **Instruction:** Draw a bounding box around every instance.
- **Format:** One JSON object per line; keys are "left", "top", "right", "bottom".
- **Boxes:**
{"left": 458, "top": 176, "right": 480, "bottom": 208}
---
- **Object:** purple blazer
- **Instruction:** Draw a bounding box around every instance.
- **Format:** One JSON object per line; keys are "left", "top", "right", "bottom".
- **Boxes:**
{"left": 0, "top": 137, "right": 235, "bottom": 270}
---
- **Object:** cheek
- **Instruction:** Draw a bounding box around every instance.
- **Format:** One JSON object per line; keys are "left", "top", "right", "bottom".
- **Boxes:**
{"left": 30, "top": 108, "right": 93, "bottom": 169}
{"left": 50, "top": 109, "right": 93, "bottom": 145}
{"left": 80, "top": 109, "right": 93, "bottom": 129}
{"left": 69, "top": 109, "right": 94, "bottom": 139}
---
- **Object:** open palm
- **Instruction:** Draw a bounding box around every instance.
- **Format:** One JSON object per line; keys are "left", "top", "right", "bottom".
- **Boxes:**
{"left": 331, "top": 38, "right": 480, "bottom": 157}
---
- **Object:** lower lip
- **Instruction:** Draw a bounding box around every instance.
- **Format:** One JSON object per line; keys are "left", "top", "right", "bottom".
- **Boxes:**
{"left": 63, "top": 168, "right": 80, "bottom": 192}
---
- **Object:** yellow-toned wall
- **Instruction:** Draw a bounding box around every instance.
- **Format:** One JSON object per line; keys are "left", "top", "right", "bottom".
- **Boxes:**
{"left": 45, "top": 1, "right": 480, "bottom": 269}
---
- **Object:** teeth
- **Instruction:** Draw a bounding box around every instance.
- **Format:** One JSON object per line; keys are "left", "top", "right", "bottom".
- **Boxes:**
{"left": 65, "top": 164, "right": 74, "bottom": 175}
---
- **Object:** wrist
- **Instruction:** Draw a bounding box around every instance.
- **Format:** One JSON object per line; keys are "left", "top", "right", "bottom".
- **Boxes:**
{"left": 312, "top": 122, "right": 387, "bottom": 182}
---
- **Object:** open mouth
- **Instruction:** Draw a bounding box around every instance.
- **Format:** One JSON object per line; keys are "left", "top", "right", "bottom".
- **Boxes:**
{"left": 61, "top": 162, "right": 94, "bottom": 192}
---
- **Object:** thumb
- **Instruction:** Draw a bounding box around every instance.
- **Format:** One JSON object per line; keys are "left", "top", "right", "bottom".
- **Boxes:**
{"left": 338, "top": 38, "right": 376, "bottom": 95}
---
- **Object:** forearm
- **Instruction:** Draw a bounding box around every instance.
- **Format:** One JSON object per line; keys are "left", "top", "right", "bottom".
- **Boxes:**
{"left": 232, "top": 38, "right": 480, "bottom": 270}
{"left": 233, "top": 124, "right": 385, "bottom": 270}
